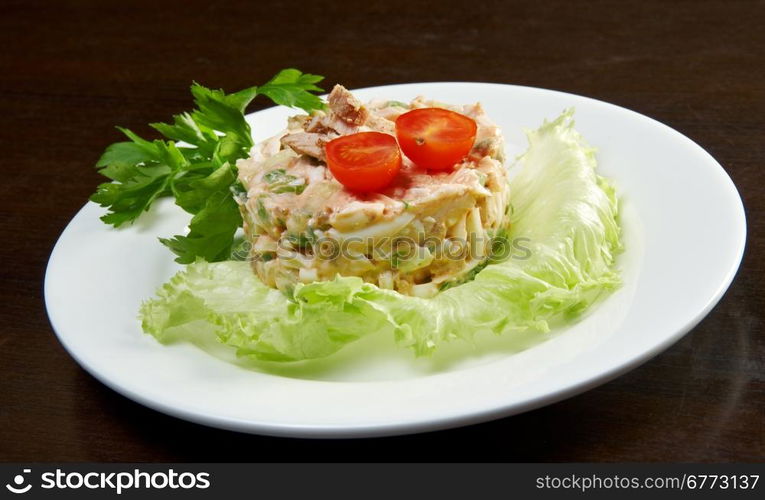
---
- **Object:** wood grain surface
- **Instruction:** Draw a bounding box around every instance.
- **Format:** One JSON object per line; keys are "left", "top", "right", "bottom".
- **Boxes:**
{"left": 1, "top": 0, "right": 762, "bottom": 461}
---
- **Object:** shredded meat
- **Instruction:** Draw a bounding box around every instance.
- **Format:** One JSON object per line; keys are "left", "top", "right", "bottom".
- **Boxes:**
{"left": 280, "top": 132, "right": 332, "bottom": 161}
{"left": 328, "top": 84, "right": 369, "bottom": 126}
{"left": 306, "top": 113, "right": 358, "bottom": 136}
{"left": 286, "top": 114, "right": 310, "bottom": 131}
{"left": 364, "top": 114, "right": 395, "bottom": 135}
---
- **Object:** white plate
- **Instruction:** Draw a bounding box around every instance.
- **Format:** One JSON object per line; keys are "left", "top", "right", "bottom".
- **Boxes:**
{"left": 44, "top": 83, "right": 746, "bottom": 438}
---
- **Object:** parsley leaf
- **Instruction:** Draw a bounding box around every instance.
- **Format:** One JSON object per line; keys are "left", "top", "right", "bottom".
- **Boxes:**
{"left": 159, "top": 191, "right": 242, "bottom": 264}
{"left": 90, "top": 128, "right": 178, "bottom": 227}
{"left": 172, "top": 162, "right": 237, "bottom": 215}
{"left": 91, "top": 164, "right": 172, "bottom": 227}
{"left": 256, "top": 68, "right": 326, "bottom": 112}
{"left": 90, "top": 68, "right": 325, "bottom": 263}
{"left": 149, "top": 112, "right": 218, "bottom": 157}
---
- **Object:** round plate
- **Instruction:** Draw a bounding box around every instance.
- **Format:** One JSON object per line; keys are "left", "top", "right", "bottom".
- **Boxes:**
{"left": 44, "top": 83, "right": 746, "bottom": 438}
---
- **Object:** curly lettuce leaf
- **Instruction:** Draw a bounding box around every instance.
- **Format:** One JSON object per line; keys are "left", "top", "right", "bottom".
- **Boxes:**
{"left": 141, "top": 110, "right": 622, "bottom": 360}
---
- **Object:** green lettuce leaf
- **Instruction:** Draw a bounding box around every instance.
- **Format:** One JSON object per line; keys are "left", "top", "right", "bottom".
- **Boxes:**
{"left": 140, "top": 109, "right": 622, "bottom": 361}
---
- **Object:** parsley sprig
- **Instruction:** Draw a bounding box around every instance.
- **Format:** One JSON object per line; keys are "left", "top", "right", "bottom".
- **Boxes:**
{"left": 90, "top": 68, "right": 325, "bottom": 263}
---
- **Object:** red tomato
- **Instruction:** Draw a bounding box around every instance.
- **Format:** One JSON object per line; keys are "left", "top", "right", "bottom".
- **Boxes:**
{"left": 325, "top": 132, "right": 402, "bottom": 192}
{"left": 395, "top": 108, "right": 477, "bottom": 170}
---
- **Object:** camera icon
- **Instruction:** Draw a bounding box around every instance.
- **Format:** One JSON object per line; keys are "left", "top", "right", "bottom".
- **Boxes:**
{"left": 5, "top": 469, "right": 32, "bottom": 494}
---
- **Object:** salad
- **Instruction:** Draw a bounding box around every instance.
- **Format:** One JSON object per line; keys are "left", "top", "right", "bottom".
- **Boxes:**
{"left": 239, "top": 85, "right": 509, "bottom": 297}
{"left": 91, "top": 69, "right": 622, "bottom": 362}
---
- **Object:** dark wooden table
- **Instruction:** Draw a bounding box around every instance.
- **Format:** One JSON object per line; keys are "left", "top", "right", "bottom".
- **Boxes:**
{"left": 1, "top": 0, "right": 762, "bottom": 462}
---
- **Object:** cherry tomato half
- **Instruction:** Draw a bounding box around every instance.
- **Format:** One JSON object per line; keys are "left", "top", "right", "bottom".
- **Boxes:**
{"left": 395, "top": 108, "right": 477, "bottom": 170}
{"left": 325, "top": 132, "right": 402, "bottom": 192}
